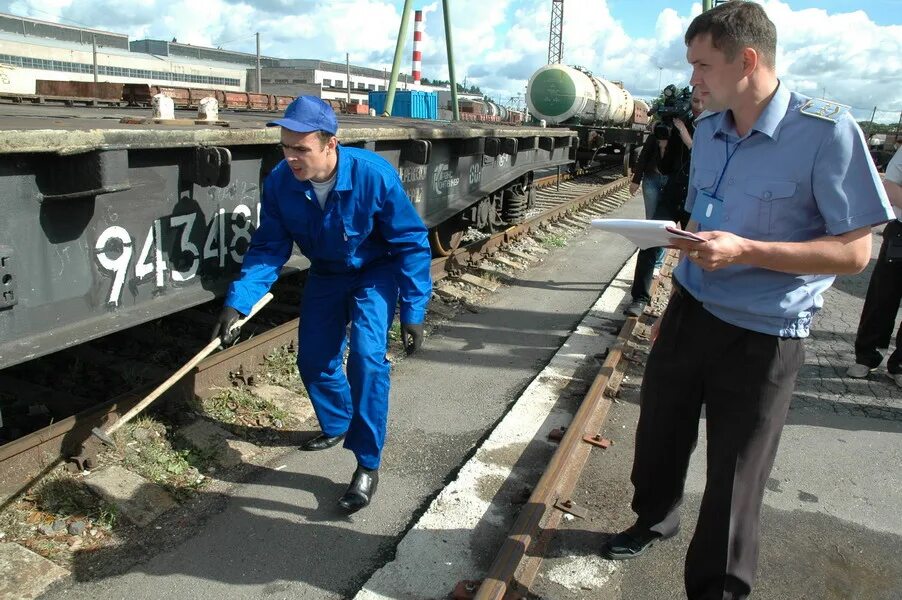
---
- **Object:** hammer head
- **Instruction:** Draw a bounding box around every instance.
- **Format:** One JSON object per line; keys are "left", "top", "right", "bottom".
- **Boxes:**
{"left": 90, "top": 427, "right": 117, "bottom": 448}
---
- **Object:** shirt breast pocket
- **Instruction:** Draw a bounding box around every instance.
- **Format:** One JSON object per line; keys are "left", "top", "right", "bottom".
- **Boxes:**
{"left": 744, "top": 180, "right": 798, "bottom": 237}
{"left": 342, "top": 219, "right": 367, "bottom": 257}
{"left": 692, "top": 168, "right": 718, "bottom": 196}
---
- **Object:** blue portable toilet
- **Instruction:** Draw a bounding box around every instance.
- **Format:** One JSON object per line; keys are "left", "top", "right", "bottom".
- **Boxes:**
{"left": 368, "top": 90, "right": 437, "bottom": 119}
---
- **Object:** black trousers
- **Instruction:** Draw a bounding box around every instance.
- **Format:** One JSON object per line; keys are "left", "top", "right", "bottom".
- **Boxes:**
{"left": 630, "top": 198, "right": 689, "bottom": 303}
{"left": 854, "top": 220, "right": 902, "bottom": 374}
{"left": 631, "top": 285, "right": 805, "bottom": 600}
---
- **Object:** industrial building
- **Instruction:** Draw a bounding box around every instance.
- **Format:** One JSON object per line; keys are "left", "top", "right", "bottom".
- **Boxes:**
{"left": 0, "top": 13, "right": 250, "bottom": 94}
{"left": 0, "top": 11, "right": 479, "bottom": 110}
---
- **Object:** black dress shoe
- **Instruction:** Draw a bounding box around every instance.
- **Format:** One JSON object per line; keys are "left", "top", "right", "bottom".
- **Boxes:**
{"left": 623, "top": 299, "right": 647, "bottom": 318}
{"left": 338, "top": 466, "right": 378, "bottom": 513}
{"left": 600, "top": 525, "right": 678, "bottom": 560}
{"left": 301, "top": 432, "right": 345, "bottom": 451}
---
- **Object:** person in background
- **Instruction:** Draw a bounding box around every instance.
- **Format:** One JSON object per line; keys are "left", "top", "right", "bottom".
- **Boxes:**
{"left": 630, "top": 120, "right": 669, "bottom": 268}
{"left": 211, "top": 96, "right": 432, "bottom": 513}
{"left": 624, "top": 88, "right": 705, "bottom": 317}
{"left": 847, "top": 146, "right": 902, "bottom": 387}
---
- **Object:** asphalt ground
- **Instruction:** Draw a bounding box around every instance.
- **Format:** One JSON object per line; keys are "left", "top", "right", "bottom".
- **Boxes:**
{"left": 36, "top": 196, "right": 644, "bottom": 599}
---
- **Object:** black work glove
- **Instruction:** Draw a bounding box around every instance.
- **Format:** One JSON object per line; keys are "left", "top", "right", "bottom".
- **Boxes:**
{"left": 400, "top": 322, "right": 424, "bottom": 356}
{"left": 211, "top": 306, "right": 243, "bottom": 346}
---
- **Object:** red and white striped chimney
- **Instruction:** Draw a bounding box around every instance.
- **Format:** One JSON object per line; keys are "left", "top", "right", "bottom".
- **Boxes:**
{"left": 411, "top": 10, "right": 423, "bottom": 86}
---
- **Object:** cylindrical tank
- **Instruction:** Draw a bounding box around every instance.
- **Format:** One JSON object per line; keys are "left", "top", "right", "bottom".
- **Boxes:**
{"left": 484, "top": 101, "right": 509, "bottom": 121}
{"left": 527, "top": 64, "right": 636, "bottom": 126}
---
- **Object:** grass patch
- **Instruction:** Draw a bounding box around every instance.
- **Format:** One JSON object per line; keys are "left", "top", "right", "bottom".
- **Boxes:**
{"left": 110, "top": 416, "right": 208, "bottom": 501}
{"left": 25, "top": 473, "right": 118, "bottom": 529}
{"left": 540, "top": 234, "right": 567, "bottom": 248}
{"left": 388, "top": 321, "right": 402, "bottom": 342}
{"left": 197, "top": 386, "right": 292, "bottom": 430}
{"left": 0, "top": 468, "right": 119, "bottom": 565}
{"left": 258, "top": 345, "right": 306, "bottom": 395}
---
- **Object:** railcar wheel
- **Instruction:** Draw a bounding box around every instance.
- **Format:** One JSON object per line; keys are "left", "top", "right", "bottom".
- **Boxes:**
{"left": 429, "top": 216, "right": 464, "bottom": 257}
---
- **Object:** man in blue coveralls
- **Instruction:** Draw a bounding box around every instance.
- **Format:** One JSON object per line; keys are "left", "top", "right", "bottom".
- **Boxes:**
{"left": 599, "top": 3, "right": 893, "bottom": 599}
{"left": 211, "top": 96, "right": 432, "bottom": 512}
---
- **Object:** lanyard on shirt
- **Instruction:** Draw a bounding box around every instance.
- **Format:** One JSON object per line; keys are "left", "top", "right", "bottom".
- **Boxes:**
{"left": 711, "top": 138, "right": 743, "bottom": 199}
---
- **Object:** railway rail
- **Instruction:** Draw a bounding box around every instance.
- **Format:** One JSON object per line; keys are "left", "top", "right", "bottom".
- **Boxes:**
{"left": 465, "top": 256, "right": 672, "bottom": 600}
{"left": 0, "top": 166, "right": 631, "bottom": 508}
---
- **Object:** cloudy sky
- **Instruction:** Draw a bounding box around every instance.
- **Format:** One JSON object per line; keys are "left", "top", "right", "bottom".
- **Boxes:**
{"left": 3, "top": 0, "right": 901, "bottom": 122}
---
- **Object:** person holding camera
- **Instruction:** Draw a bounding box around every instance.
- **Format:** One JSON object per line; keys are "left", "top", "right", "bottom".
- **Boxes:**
{"left": 624, "top": 87, "right": 705, "bottom": 317}
{"left": 600, "top": 3, "right": 892, "bottom": 599}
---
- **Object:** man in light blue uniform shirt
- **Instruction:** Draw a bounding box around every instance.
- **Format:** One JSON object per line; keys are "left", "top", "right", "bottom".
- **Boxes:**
{"left": 211, "top": 96, "right": 432, "bottom": 512}
{"left": 599, "top": 4, "right": 893, "bottom": 600}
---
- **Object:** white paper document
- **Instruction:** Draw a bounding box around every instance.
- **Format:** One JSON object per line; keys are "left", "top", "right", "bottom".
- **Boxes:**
{"left": 590, "top": 219, "right": 705, "bottom": 249}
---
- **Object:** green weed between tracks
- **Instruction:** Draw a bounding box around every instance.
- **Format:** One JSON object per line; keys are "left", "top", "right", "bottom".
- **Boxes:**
{"left": 540, "top": 234, "right": 567, "bottom": 248}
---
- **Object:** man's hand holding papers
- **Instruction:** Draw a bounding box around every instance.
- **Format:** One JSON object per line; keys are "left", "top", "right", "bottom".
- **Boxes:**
{"left": 590, "top": 219, "right": 706, "bottom": 250}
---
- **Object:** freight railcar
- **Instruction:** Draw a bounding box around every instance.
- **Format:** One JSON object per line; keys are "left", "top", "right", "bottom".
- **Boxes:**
{"left": 0, "top": 103, "right": 575, "bottom": 370}
{"left": 527, "top": 64, "right": 649, "bottom": 170}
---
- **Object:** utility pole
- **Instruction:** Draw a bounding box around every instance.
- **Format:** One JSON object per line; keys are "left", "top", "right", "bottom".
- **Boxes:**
{"left": 868, "top": 106, "right": 877, "bottom": 138}
{"left": 442, "top": 0, "right": 460, "bottom": 120}
{"left": 383, "top": 0, "right": 414, "bottom": 116}
{"left": 547, "top": 0, "right": 564, "bottom": 64}
{"left": 896, "top": 110, "right": 901, "bottom": 143}
{"left": 92, "top": 34, "right": 98, "bottom": 84}
{"left": 346, "top": 53, "right": 351, "bottom": 104}
{"left": 255, "top": 32, "right": 261, "bottom": 93}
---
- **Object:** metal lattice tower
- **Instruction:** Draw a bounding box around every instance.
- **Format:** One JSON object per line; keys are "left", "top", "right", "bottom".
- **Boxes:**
{"left": 547, "top": 0, "right": 564, "bottom": 64}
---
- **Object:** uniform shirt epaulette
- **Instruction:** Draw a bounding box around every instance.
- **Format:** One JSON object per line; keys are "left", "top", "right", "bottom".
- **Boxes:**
{"left": 798, "top": 98, "right": 849, "bottom": 123}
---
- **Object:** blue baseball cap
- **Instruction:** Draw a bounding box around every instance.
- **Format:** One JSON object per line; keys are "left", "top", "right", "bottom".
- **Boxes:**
{"left": 267, "top": 96, "right": 338, "bottom": 135}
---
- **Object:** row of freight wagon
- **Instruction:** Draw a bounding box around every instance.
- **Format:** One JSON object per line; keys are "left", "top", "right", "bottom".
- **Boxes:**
{"left": 2, "top": 79, "right": 526, "bottom": 125}
{"left": 367, "top": 91, "right": 525, "bottom": 125}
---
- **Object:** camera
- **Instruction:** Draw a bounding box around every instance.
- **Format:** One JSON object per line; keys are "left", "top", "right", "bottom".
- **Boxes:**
{"left": 649, "top": 84, "right": 694, "bottom": 140}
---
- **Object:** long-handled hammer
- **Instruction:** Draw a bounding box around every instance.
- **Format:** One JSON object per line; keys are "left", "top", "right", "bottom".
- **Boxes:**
{"left": 90, "top": 293, "right": 273, "bottom": 448}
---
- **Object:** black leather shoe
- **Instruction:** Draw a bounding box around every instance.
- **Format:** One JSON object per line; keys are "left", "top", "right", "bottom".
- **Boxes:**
{"left": 301, "top": 432, "right": 345, "bottom": 451}
{"left": 600, "top": 525, "right": 678, "bottom": 560}
{"left": 338, "top": 466, "right": 378, "bottom": 513}
{"left": 623, "top": 299, "right": 647, "bottom": 318}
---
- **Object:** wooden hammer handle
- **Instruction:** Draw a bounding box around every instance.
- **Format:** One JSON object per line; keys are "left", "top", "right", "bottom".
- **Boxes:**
{"left": 104, "top": 293, "right": 273, "bottom": 436}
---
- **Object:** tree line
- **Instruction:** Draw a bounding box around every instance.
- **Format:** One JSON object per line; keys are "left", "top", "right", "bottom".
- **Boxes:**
{"left": 420, "top": 77, "right": 482, "bottom": 94}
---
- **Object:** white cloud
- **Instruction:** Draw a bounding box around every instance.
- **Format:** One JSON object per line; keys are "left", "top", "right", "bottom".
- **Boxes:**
{"left": 1, "top": 0, "right": 899, "bottom": 121}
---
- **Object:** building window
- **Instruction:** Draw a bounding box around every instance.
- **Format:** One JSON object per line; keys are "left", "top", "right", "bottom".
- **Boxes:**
{"left": 378, "top": 85, "right": 385, "bottom": 91}
{"left": 275, "top": 79, "right": 289, "bottom": 83}
{"left": 357, "top": 82, "right": 365, "bottom": 89}
{"left": 2, "top": 52, "right": 240, "bottom": 87}
{"left": 322, "top": 78, "right": 332, "bottom": 87}
{"left": 292, "top": 79, "right": 306, "bottom": 84}
{"left": 368, "top": 84, "right": 375, "bottom": 90}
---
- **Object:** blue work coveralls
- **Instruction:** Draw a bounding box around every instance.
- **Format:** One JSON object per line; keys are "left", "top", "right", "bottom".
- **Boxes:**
{"left": 225, "top": 146, "right": 432, "bottom": 469}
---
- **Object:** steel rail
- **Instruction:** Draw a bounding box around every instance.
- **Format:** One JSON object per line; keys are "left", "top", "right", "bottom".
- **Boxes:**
{"left": 431, "top": 175, "right": 629, "bottom": 282}
{"left": 472, "top": 258, "right": 674, "bottom": 599}
{"left": 473, "top": 312, "right": 635, "bottom": 600}
{"left": 0, "top": 317, "right": 300, "bottom": 504}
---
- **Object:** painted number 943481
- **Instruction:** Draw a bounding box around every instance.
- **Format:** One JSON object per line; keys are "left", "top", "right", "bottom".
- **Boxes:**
{"left": 94, "top": 203, "right": 260, "bottom": 306}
